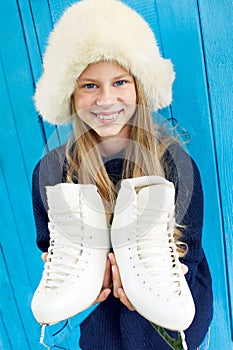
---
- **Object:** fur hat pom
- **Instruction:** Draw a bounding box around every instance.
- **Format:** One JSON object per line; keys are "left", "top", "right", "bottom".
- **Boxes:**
{"left": 34, "top": 0, "right": 175, "bottom": 124}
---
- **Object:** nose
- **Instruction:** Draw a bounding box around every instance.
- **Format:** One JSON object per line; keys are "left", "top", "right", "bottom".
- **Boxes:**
{"left": 96, "top": 86, "right": 116, "bottom": 106}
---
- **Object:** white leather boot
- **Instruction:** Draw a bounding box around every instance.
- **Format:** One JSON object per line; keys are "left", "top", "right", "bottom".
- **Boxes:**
{"left": 111, "top": 176, "right": 195, "bottom": 331}
{"left": 31, "top": 183, "right": 110, "bottom": 325}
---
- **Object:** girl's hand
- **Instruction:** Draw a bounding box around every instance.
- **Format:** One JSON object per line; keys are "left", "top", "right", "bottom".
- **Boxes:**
{"left": 94, "top": 257, "right": 112, "bottom": 304}
{"left": 108, "top": 252, "right": 135, "bottom": 311}
{"left": 108, "top": 252, "right": 188, "bottom": 311}
{"left": 41, "top": 252, "right": 48, "bottom": 262}
{"left": 41, "top": 251, "right": 112, "bottom": 304}
{"left": 181, "top": 263, "right": 188, "bottom": 275}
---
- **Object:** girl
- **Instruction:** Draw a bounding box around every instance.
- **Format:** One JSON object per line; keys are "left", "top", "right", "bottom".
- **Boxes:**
{"left": 31, "top": 1, "right": 213, "bottom": 349}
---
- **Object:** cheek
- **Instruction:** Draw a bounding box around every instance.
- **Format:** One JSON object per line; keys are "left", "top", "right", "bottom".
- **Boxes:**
{"left": 74, "top": 91, "right": 94, "bottom": 112}
{"left": 125, "top": 86, "right": 137, "bottom": 105}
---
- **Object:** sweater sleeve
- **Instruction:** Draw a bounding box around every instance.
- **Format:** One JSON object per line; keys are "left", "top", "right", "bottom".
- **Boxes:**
{"left": 32, "top": 145, "right": 67, "bottom": 252}
{"left": 162, "top": 143, "right": 204, "bottom": 287}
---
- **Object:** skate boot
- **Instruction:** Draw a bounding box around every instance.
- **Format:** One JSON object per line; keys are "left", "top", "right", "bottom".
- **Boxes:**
{"left": 31, "top": 183, "right": 110, "bottom": 325}
{"left": 111, "top": 176, "right": 195, "bottom": 331}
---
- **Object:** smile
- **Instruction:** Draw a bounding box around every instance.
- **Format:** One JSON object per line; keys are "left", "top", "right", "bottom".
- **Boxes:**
{"left": 93, "top": 110, "right": 123, "bottom": 122}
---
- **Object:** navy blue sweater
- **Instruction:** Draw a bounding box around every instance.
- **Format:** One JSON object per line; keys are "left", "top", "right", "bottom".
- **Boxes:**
{"left": 32, "top": 142, "right": 213, "bottom": 350}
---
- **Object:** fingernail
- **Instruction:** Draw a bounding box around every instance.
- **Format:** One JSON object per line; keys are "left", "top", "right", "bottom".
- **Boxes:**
{"left": 104, "top": 290, "right": 110, "bottom": 298}
{"left": 118, "top": 289, "right": 123, "bottom": 297}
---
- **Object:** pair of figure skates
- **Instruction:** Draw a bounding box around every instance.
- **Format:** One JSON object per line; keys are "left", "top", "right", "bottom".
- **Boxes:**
{"left": 31, "top": 176, "right": 195, "bottom": 334}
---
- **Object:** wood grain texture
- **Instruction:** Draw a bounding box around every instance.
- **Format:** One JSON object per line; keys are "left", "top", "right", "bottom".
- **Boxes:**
{"left": 197, "top": 0, "right": 233, "bottom": 337}
{"left": 0, "top": 1, "right": 44, "bottom": 348}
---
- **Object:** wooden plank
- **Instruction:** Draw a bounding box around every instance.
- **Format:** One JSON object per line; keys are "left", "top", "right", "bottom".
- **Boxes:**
{"left": 0, "top": 150, "right": 43, "bottom": 350}
{"left": 0, "top": 34, "right": 42, "bottom": 283}
{"left": 197, "top": 0, "right": 233, "bottom": 338}
{"left": 16, "top": 0, "right": 57, "bottom": 153}
{"left": 0, "top": 147, "right": 42, "bottom": 349}
{"left": 0, "top": 26, "right": 42, "bottom": 350}
{"left": 24, "top": 0, "right": 59, "bottom": 151}
{"left": 0, "top": 312, "right": 12, "bottom": 350}
{"left": 0, "top": 244, "right": 30, "bottom": 349}
{"left": 0, "top": 1, "right": 45, "bottom": 177}
{"left": 154, "top": 1, "right": 232, "bottom": 348}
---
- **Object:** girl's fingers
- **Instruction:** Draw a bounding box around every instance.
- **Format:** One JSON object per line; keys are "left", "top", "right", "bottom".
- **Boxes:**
{"left": 108, "top": 252, "right": 116, "bottom": 265}
{"left": 109, "top": 252, "right": 122, "bottom": 297}
{"left": 181, "top": 263, "right": 189, "bottom": 275}
{"left": 109, "top": 253, "right": 135, "bottom": 310}
{"left": 93, "top": 258, "right": 112, "bottom": 305}
{"left": 102, "top": 257, "right": 112, "bottom": 289}
{"left": 41, "top": 252, "right": 48, "bottom": 262}
{"left": 111, "top": 264, "right": 122, "bottom": 298}
{"left": 95, "top": 288, "right": 111, "bottom": 304}
{"left": 118, "top": 288, "right": 135, "bottom": 311}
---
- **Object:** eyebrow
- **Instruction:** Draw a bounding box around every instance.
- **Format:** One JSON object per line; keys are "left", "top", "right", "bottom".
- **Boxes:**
{"left": 78, "top": 73, "right": 133, "bottom": 83}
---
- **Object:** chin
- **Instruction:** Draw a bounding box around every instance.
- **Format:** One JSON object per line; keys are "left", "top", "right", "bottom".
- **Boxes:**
{"left": 94, "top": 126, "right": 124, "bottom": 139}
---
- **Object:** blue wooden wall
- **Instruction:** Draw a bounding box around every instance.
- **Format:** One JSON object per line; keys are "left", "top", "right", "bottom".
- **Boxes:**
{"left": 0, "top": 1, "right": 232, "bottom": 349}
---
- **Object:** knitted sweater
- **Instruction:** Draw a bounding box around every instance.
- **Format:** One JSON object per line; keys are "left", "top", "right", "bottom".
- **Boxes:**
{"left": 32, "top": 142, "right": 213, "bottom": 350}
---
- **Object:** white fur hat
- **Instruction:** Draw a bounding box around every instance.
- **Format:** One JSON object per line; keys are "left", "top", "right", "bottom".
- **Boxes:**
{"left": 34, "top": 0, "right": 175, "bottom": 124}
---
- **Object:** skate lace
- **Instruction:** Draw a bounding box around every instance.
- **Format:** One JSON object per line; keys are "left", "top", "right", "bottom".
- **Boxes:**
{"left": 132, "top": 200, "right": 182, "bottom": 300}
{"left": 42, "top": 210, "right": 88, "bottom": 289}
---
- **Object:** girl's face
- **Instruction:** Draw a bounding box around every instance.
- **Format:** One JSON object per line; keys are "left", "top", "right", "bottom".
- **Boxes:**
{"left": 73, "top": 61, "right": 137, "bottom": 140}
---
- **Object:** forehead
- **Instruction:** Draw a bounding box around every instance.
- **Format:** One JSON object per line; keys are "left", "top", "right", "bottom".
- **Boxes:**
{"left": 78, "top": 61, "right": 132, "bottom": 80}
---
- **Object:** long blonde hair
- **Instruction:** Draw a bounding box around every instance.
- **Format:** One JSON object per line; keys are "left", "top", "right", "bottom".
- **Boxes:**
{"left": 66, "top": 77, "right": 186, "bottom": 256}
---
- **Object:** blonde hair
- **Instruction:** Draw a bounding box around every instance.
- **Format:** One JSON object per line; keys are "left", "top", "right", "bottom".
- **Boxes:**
{"left": 66, "top": 76, "right": 186, "bottom": 256}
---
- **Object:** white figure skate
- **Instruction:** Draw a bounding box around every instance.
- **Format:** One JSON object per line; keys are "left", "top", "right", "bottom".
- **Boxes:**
{"left": 31, "top": 183, "right": 110, "bottom": 325}
{"left": 111, "top": 176, "right": 195, "bottom": 331}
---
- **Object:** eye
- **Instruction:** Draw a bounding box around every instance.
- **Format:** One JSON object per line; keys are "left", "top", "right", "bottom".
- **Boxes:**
{"left": 114, "top": 80, "right": 126, "bottom": 86}
{"left": 84, "top": 83, "right": 98, "bottom": 89}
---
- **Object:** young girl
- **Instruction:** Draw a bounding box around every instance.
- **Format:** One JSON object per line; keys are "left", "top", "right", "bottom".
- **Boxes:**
{"left": 31, "top": 0, "right": 213, "bottom": 349}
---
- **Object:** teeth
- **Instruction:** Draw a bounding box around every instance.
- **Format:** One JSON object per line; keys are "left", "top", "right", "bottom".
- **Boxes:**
{"left": 97, "top": 112, "right": 119, "bottom": 120}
